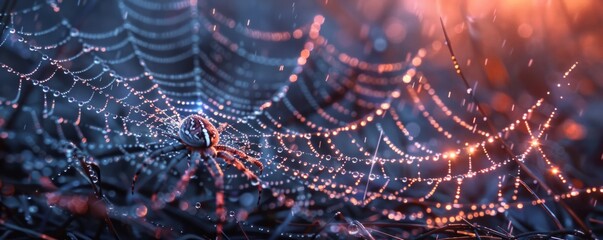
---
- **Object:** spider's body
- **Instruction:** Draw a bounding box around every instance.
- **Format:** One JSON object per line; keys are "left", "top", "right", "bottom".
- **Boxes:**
{"left": 132, "top": 115, "right": 263, "bottom": 240}
{"left": 179, "top": 115, "right": 219, "bottom": 148}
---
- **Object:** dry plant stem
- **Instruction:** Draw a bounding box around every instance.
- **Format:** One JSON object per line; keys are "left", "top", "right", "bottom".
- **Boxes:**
{"left": 0, "top": 219, "right": 58, "bottom": 240}
{"left": 516, "top": 179, "right": 563, "bottom": 229}
{"left": 75, "top": 153, "right": 120, "bottom": 240}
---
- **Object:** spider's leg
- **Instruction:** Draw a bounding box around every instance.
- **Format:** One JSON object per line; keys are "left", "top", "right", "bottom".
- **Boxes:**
{"left": 216, "top": 122, "right": 229, "bottom": 133}
{"left": 135, "top": 150, "right": 186, "bottom": 192}
{"left": 202, "top": 153, "right": 225, "bottom": 240}
{"left": 152, "top": 150, "right": 188, "bottom": 192}
{"left": 167, "top": 151, "right": 201, "bottom": 200}
{"left": 131, "top": 144, "right": 185, "bottom": 194}
{"left": 217, "top": 151, "right": 262, "bottom": 205}
{"left": 156, "top": 129, "right": 179, "bottom": 141}
{"left": 215, "top": 145, "right": 264, "bottom": 175}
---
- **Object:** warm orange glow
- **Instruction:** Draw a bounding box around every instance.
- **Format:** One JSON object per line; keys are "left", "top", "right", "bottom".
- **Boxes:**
{"left": 517, "top": 24, "right": 534, "bottom": 38}
{"left": 563, "top": 120, "right": 585, "bottom": 140}
{"left": 292, "top": 29, "right": 303, "bottom": 39}
{"left": 491, "top": 92, "right": 512, "bottom": 112}
{"left": 402, "top": 74, "right": 412, "bottom": 83}
{"left": 289, "top": 74, "right": 298, "bottom": 82}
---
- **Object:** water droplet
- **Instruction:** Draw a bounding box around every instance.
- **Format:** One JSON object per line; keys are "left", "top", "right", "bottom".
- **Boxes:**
{"left": 251, "top": 178, "right": 260, "bottom": 186}
{"left": 28, "top": 206, "right": 38, "bottom": 213}
{"left": 348, "top": 223, "right": 359, "bottom": 235}
{"left": 70, "top": 28, "right": 79, "bottom": 37}
{"left": 135, "top": 205, "right": 147, "bottom": 217}
{"left": 195, "top": 202, "right": 201, "bottom": 209}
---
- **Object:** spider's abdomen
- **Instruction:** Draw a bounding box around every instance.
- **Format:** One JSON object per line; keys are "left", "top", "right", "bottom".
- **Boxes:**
{"left": 178, "top": 115, "right": 219, "bottom": 148}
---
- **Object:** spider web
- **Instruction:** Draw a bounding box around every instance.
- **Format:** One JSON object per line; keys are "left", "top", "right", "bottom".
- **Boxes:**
{"left": 0, "top": 0, "right": 599, "bottom": 239}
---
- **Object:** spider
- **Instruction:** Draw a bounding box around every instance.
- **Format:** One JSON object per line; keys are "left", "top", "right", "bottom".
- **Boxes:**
{"left": 131, "top": 114, "right": 263, "bottom": 239}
